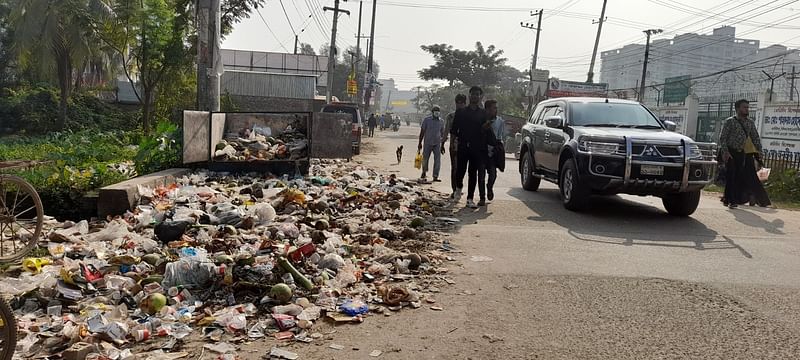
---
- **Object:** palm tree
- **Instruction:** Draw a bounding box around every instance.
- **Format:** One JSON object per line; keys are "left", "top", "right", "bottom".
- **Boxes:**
{"left": 9, "top": 0, "right": 95, "bottom": 130}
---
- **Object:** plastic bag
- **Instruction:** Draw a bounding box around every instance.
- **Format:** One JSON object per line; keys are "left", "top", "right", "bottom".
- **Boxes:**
{"left": 414, "top": 151, "right": 422, "bottom": 169}
{"left": 161, "top": 258, "right": 216, "bottom": 289}
{"left": 757, "top": 167, "right": 771, "bottom": 182}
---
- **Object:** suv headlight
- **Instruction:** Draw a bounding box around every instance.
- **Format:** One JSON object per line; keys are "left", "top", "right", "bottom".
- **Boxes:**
{"left": 688, "top": 144, "right": 703, "bottom": 159}
{"left": 579, "top": 141, "right": 622, "bottom": 155}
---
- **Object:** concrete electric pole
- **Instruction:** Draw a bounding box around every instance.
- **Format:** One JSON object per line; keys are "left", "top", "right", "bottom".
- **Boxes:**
{"left": 762, "top": 70, "right": 786, "bottom": 103}
{"left": 638, "top": 29, "right": 662, "bottom": 103}
{"left": 324, "top": 0, "right": 350, "bottom": 104}
{"left": 197, "top": 0, "right": 222, "bottom": 111}
{"left": 789, "top": 66, "right": 798, "bottom": 102}
{"left": 587, "top": 0, "right": 608, "bottom": 84}
{"left": 521, "top": 10, "right": 542, "bottom": 113}
{"left": 364, "top": 0, "right": 377, "bottom": 113}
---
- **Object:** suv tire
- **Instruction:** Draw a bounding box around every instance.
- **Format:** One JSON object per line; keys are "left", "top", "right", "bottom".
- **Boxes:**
{"left": 521, "top": 151, "right": 541, "bottom": 191}
{"left": 560, "top": 159, "right": 590, "bottom": 211}
{"left": 662, "top": 190, "right": 701, "bottom": 216}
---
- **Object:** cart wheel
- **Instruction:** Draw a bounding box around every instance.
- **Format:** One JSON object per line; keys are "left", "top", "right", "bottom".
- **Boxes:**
{"left": 0, "top": 175, "right": 43, "bottom": 262}
{"left": 0, "top": 296, "right": 16, "bottom": 360}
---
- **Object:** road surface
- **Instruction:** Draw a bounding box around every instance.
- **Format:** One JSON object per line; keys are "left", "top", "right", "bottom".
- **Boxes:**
{"left": 260, "top": 125, "right": 800, "bottom": 359}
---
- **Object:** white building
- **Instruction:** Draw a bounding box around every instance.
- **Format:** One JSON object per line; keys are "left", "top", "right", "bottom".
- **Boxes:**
{"left": 600, "top": 26, "right": 800, "bottom": 104}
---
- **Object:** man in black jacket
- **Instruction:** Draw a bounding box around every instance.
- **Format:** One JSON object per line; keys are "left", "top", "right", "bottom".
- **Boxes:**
{"left": 450, "top": 86, "right": 497, "bottom": 208}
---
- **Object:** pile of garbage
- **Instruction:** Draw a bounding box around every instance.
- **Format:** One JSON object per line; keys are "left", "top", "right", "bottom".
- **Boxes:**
{"left": 2, "top": 159, "right": 459, "bottom": 359}
{"left": 213, "top": 121, "right": 309, "bottom": 162}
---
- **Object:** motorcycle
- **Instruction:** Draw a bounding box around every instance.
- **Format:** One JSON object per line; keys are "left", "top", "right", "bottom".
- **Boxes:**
{"left": 391, "top": 122, "right": 400, "bottom": 132}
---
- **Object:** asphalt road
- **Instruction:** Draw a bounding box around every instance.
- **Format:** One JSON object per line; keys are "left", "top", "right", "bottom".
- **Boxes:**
{"left": 256, "top": 126, "right": 800, "bottom": 359}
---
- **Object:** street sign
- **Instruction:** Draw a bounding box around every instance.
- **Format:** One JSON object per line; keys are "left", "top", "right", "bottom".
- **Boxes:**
{"left": 347, "top": 79, "right": 357, "bottom": 96}
{"left": 663, "top": 75, "right": 691, "bottom": 104}
{"left": 547, "top": 78, "right": 607, "bottom": 98}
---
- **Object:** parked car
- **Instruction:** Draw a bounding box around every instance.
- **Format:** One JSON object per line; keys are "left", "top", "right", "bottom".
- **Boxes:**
{"left": 518, "top": 97, "right": 717, "bottom": 216}
{"left": 321, "top": 103, "right": 363, "bottom": 155}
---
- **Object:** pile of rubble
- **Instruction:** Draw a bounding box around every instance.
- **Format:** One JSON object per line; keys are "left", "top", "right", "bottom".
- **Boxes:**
{"left": 1, "top": 160, "right": 460, "bottom": 360}
{"left": 213, "top": 121, "right": 309, "bottom": 162}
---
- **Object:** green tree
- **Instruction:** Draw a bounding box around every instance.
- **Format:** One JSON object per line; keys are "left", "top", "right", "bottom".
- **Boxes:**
{"left": 418, "top": 42, "right": 508, "bottom": 89}
{"left": 89, "top": 0, "right": 192, "bottom": 133}
{"left": 299, "top": 43, "right": 316, "bottom": 55}
{"left": 8, "top": 0, "right": 98, "bottom": 129}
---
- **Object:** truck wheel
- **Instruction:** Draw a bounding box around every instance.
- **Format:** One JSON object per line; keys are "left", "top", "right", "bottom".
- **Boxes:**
{"left": 560, "top": 159, "right": 590, "bottom": 211}
{"left": 521, "top": 151, "right": 540, "bottom": 191}
{"left": 662, "top": 190, "right": 701, "bottom": 216}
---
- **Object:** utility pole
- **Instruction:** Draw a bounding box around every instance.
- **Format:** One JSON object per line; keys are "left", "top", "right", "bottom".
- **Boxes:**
{"left": 294, "top": 35, "right": 299, "bottom": 55}
{"left": 521, "top": 10, "right": 542, "bottom": 113}
{"left": 762, "top": 70, "right": 786, "bottom": 103}
{"left": 355, "top": 1, "right": 365, "bottom": 108}
{"left": 587, "top": 0, "right": 608, "bottom": 84}
{"left": 324, "top": 0, "right": 350, "bottom": 104}
{"left": 197, "top": 0, "right": 222, "bottom": 111}
{"left": 364, "top": 0, "right": 377, "bottom": 113}
{"left": 789, "top": 66, "right": 798, "bottom": 101}
{"left": 638, "top": 29, "right": 662, "bottom": 103}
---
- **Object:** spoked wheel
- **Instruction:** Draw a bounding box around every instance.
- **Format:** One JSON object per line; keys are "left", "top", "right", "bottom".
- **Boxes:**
{"left": 0, "top": 175, "right": 43, "bottom": 262}
{"left": 0, "top": 297, "right": 16, "bottom": 360}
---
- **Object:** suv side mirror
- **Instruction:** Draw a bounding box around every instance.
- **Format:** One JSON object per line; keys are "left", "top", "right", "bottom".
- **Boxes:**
{"left": 664, "top": 121, "right": 677, "bottom": 132}
{"left": 544, "top": 115, "right": 564, "bottom": 129}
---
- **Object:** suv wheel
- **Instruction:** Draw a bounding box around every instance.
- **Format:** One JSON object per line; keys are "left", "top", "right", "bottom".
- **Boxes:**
{"left": 560, "top": 159, "right": 590, "bottom": 211}
{"left": 662, "top": 190, "right": 701, "bottom": 216}
{"left": 521, "top": 151, "right": 540, "bottom": 191}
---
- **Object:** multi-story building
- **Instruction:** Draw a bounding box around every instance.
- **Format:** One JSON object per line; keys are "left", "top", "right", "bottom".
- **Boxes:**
{"left": 377, "top": 79, "right": 417, "bottom": 114}
{"left": 600, "top": 26, "right": 800, "bottom": 104}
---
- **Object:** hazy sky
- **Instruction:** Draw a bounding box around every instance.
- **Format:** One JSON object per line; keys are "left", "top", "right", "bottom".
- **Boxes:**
{"left": 222, "top": 0, "right": 800, "bottom": 90}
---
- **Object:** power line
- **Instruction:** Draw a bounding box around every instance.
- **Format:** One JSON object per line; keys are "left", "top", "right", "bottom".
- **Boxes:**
{"left": 279, "top": 0, "right": 298, "bottom": 35}
{"left": 255, "top": 8, "right": 291, "bottom": 53}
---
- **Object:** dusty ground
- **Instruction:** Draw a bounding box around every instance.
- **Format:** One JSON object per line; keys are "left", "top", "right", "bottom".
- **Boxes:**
{"left": 219, "top": 126, "right": 800, "bottom": 360}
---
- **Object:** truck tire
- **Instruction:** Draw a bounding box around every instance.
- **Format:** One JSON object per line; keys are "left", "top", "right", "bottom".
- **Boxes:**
{"left": 521, "top": 151, "right": 541, "bottom": 191}
{"left": 662, "top": 190, "right": 701, "bottom": 216}
{"left": 560, "top": 159, "right": 590, "bottom": 211}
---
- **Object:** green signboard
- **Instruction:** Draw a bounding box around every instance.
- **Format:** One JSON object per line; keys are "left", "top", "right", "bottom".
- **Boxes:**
{"left": 663, "top": 75, "right": 691, "bottom": 104}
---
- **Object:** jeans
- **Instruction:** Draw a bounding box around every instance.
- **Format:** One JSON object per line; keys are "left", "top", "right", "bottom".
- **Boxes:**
{"left": 455, "top": 148, "right": 486, "bottom": 200}
{"left": 449, "top": 147, "right": 458, "bottom": 193}
{"left": 422, "top": 143, "right": 442, "bottom": 178}
{"left": 368, "top": 126, "right": 375, "bottom": 137}
{"left": 486, "top": 159, "right": 497, "bottom": 193}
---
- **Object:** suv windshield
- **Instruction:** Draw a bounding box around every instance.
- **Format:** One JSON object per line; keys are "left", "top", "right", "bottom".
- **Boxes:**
{"left": 569, "top": 102, "right": 662, "bottom": 128}
{"left": 322, "top": 106, "right": 360, "bottom": 124}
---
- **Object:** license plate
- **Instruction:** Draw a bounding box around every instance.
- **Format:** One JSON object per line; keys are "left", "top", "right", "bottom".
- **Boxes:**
{"left": 640, "top": 165, "right": 664, "bottom": 176}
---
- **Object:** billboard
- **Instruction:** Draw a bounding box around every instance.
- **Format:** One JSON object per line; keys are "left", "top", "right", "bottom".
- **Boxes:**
{"left": 547, "top": 78, "right": 608, "bottom": 98}
{"left": 657, "top": 108, "right": 689, "bottom": 135}
{"left": 528, "top": 69, "right": 550, "bottom": 98}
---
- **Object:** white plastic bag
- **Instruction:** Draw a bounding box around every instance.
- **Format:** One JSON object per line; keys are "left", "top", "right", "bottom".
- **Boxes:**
{"left": 757, "top": 167, "right": 771, "bottom": 182}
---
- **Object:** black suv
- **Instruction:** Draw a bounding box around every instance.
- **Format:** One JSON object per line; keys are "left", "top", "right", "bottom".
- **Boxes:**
{"left": 518, "top": 97, "right": 717, "bottom": 216}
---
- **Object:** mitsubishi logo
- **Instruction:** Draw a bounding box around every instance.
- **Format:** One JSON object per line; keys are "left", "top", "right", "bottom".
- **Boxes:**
{"left": 643, "top": 145, "right": 659, "bottom": 156}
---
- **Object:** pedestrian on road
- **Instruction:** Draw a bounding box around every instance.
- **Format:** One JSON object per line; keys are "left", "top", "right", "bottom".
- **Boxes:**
{"left": 444, "top": 94, "right": 468, "bottom": 198}
{"left": 368, "top": 113, "right": 377, "bottom": 137}
{"left": 719, "top": 99, "right": 771, "bottom": 208}
{"left": 450, "top": 86, "right": 496, "bottom": 208}
{"left": 483, "top": 100, "right": 505, "bottom": 202}
{"left": 418, "top": 106, "right": 446, "bottom": 182}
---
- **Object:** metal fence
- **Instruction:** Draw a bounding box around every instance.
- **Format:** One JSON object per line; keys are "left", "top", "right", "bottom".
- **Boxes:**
{"left": 762, "top": 151, "right": 800, "bottom": 173}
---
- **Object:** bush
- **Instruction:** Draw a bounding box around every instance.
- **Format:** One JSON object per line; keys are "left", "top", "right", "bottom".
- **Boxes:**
{"left": 0, "top": 86, "right": 139, "bottom": 135}
{"left": 764, "top": 168, "right": 800, "bottom": 203}
{"left": 1, "top": 131, "right": 139, "bottom": 220}
{"left": 135, "top": 120, "right": 182, "bottom": 175}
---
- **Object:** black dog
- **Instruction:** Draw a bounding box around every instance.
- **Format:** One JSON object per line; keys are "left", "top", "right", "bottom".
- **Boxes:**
{"left": 396, "top": 145, "right": 403, "bottom": 163}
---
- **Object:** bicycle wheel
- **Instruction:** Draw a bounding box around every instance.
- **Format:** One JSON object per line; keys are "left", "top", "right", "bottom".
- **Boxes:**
{"left": 0, "top": 297, "right": 15, "bottom": 360}
{"left": 0, "top": 175, "right": 43, "bottom": 262}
